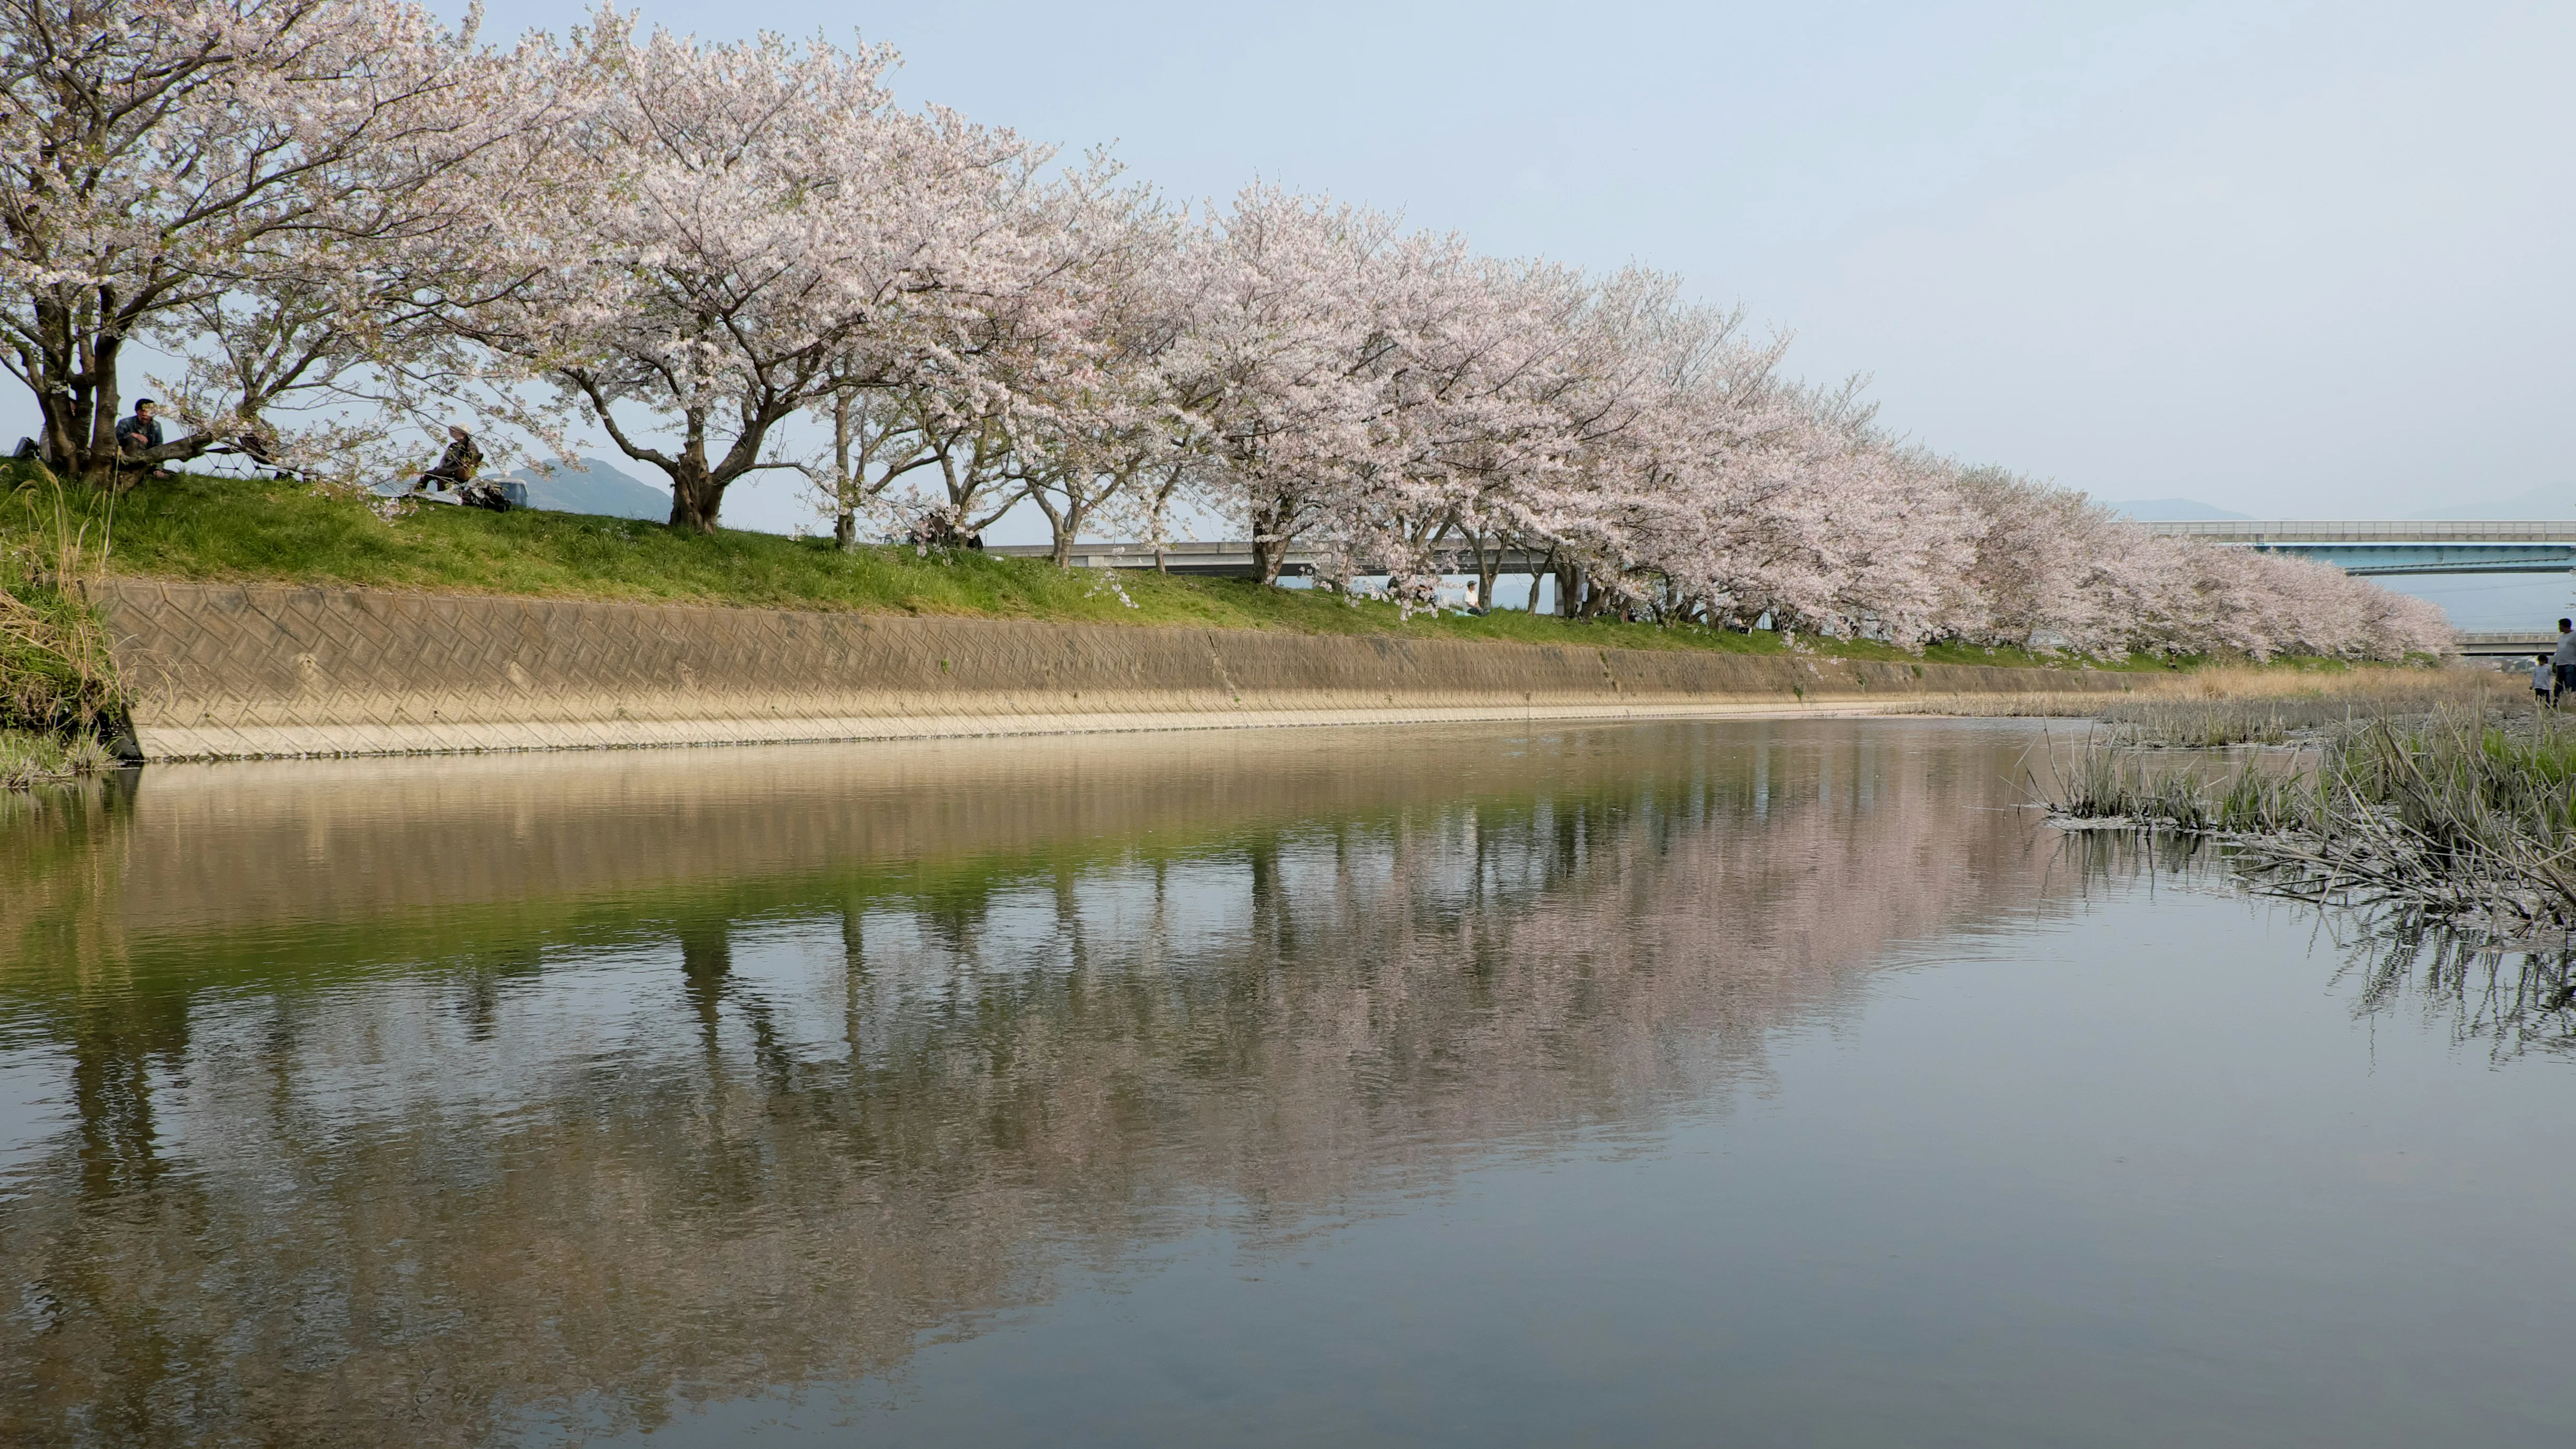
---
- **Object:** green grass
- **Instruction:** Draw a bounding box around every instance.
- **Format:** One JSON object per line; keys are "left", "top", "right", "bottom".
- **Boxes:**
{"left": 2, "top": 469, "right": 122, "bottom": 732}
{"left": 12, "top": 463, "right": 2319, "bottom": 671}
{"left": 0, "top": 581, "right": 115, "bottom": 728}
{"left": 0, "top": 727, "right": 114, "bottom": 788}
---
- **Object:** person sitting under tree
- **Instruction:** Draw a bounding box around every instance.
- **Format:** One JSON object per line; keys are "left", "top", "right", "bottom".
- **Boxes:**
{"left": 113, "top": 399, "right": 172, "bottom": 479}
{"left": 409, "top": 425, "right": 482, "bottom": 495}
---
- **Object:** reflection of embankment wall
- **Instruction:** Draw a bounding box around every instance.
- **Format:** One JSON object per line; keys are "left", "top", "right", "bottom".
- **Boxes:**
{"left": 0, "top": 724, "right": 2076, "bottom": 1445}
{"left": 91, "top": 578, "right": 2134, "bottom": 759}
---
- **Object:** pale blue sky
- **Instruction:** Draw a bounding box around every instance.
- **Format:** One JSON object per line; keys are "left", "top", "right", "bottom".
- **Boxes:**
{"left": 451, "top": 0, "right": 2575, "bottom": 527}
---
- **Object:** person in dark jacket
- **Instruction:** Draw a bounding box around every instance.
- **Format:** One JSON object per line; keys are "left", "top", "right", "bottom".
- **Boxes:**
{"left": 113, "top": 399, "right": 174, "bottom": 478}
{"left": 410, "top": 425, "right": 482, "bottom": 494}
{"left": 115, "top": 400, "right": 170, "bottom": 476}
{"left": 113, "top": 399, "right": 164, "bottom": 455}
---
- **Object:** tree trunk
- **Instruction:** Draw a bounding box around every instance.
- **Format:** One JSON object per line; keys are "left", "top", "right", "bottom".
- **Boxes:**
{"left": 1577, "top": 573, "right": 1615, "bottom": 620}
{"left": 1029, "top": 482, "right": 1082, "bottom": 567}
{"left": 84, "top": 329, "right": 126, "bottom": 487}
{"left": 32, "top": 315, "right": 125, "bottom": 489}
{"left": 1554, "top": 560, "right": 1584, "bottom": 618}
{"left": 1149, "top": 463, "right": 1185, "bottom": 575}
{"left": 668, "top": 453, "right": 723, "bottom": 534}
{"left": 1527, "top": 547, "right": 1556, "bottom": 613}
{"left": 831, "top": 391, "right": 859, "bottom": 550}
{"left": 1250, "top": 499, "right": 1289, "bottom": 586}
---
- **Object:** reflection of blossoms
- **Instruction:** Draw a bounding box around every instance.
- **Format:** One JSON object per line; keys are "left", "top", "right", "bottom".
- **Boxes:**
{"left": 0, "top": 723, "right": 2081, "bottom": 1446}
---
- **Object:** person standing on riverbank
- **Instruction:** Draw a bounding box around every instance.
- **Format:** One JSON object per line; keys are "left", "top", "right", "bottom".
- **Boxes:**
{"left": 2553, "top": 619, "right": 2576, "bottom": 700}
{"left": 2535, "top": 652, "right": 2557, "bottom": 706}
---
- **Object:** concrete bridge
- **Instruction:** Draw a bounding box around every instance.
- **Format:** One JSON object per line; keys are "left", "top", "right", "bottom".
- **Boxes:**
{"left": 2141, "top": 520, "right": 2576, "bottom": 576}
{"left": 998, "top": 523, "right": 2576, "bottom": 581}
{"left": 994, "top": 528, "right": 2570, "bottom": 657}
{"left": 2455, "top": 632, "right": 2563, "bottom": 659}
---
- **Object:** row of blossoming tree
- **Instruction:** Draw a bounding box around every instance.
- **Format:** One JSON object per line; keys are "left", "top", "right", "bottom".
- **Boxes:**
{"left": 0, "top": 0, "right": 2451, "bottom": 658}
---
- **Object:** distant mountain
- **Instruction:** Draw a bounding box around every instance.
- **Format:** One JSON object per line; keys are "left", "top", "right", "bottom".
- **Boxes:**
{"left": 507, "top": 457, "right": 672, "bottom": 522}
{"left": 2408, "top": 483, "right": 2573, "bottom": 521}
{"left": 2107, "top": 498, "right": 2252, "bottom": 521}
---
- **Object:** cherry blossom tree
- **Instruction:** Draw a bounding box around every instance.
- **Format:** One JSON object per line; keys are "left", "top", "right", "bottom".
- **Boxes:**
{"left": 804, "top": 384, "right": 924, "bottom": 550}
{"left": 0, "top": 0, "right": 533, "bottom": 485}
{"left": 1008, "top": 193, "right": 1206, "bottom": 566}
{"left": 1159, "top": 188, "right": 1392, "bottom": 585}
{"left": 479, "top": 13, "right": 1049, "bottom": 534}
{"left": 2, "top": 4, "right": 2449, "bottom": 662}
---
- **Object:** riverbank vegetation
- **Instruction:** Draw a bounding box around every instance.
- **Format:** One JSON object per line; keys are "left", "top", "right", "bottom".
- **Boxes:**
{"left": 0, "top": 730, "right": 117, "bottom": 790}
{"left": 1924, "top": 665, "right": 2504, "bottom": 746}
{"left": 2048, "top": 708, "right": 2576, "bottom": 943}
{"left": 3, "top": 1, "right": 2444, "bottom": 664}
{"left": 1, "top": 473, "right": 119, "bottom": 754}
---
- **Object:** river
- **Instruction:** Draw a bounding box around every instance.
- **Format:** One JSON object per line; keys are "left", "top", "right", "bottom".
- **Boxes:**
{"left": 2, "top": 719, "right": 2571, "bottom": 1446}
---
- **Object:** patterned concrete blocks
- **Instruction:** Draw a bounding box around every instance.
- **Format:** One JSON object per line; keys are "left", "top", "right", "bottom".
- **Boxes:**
{"left": 88, "top": 579, "right": 2133, "bottom": 759}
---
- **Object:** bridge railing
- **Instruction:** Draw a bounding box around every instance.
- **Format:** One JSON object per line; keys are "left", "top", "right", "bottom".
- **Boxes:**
{"left": 2454, "top": 632, "right": 2561, "bottom": 658}
{"left": 2144, "top": 520, "right": 2576, "bottom": 544}
{"left": 984, "top": 535, "right": 2555, "bottom": 650}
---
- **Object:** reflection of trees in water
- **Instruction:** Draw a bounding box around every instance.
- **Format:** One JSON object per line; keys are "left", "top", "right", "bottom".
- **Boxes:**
{"left": 2, "top": 773, "right": 139, "bottom": 987}
{"left": 2066, "top": 831, "right": 2576, "bottom": 1063}
{"left": 0, "top": 723, "right": 2072, "bottom": 1447}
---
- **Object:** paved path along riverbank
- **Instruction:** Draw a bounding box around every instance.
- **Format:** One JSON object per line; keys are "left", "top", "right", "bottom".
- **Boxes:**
{"left": 90, "top": 579, "right": 2142, "bottom": 760}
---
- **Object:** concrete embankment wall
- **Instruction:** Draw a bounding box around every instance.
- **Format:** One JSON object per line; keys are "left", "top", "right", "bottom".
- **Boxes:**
{"left": 91, "top": 578, "right": 2137, "bottom": 760}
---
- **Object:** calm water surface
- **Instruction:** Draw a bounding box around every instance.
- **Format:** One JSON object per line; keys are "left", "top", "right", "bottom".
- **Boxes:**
{"left": 2, "top": 719, "right": 2571, "bottom": 1446}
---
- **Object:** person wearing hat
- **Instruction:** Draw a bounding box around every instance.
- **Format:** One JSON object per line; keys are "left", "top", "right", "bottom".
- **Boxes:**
{"left": 409, "top": 425, "right": 482, "bottom": 494}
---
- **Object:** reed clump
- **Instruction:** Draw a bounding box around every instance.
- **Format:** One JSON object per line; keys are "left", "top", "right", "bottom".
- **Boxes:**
{"left": 1, "top": 467, "right": 122, "bottom": 740}
{"left": 0, "top": 729, "right": 115, "bottom": 790}
{"left": 2046, "top": 709, "right": 2576, "bottom": 941}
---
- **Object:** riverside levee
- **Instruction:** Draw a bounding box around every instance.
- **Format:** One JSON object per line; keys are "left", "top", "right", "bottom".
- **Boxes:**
{"left": 90, "top": 578, "right": 2139, "bottom": 759}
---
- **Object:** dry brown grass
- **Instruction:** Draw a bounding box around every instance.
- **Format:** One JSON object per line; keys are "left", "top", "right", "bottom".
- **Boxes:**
{"left": 1907, "top": 663, "right": 2510, "bottom": 745}
{"left": 2042, "top": 705, "right": 2576, "bottom": 944}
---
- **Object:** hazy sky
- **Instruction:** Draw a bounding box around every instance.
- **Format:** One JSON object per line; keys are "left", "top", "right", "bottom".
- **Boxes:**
{"left": 450, "top": 0, "right": 2574, "bottom": 526}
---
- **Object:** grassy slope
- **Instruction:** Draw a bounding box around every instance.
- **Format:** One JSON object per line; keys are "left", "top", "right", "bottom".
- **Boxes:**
{"left": 63, "top": 468, "right": 2198, "bottom": 671}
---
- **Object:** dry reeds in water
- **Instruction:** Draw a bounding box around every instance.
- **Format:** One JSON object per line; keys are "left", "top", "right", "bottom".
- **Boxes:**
{"left": 2043, "top": 708, "right": 2576, "bottom": 944}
